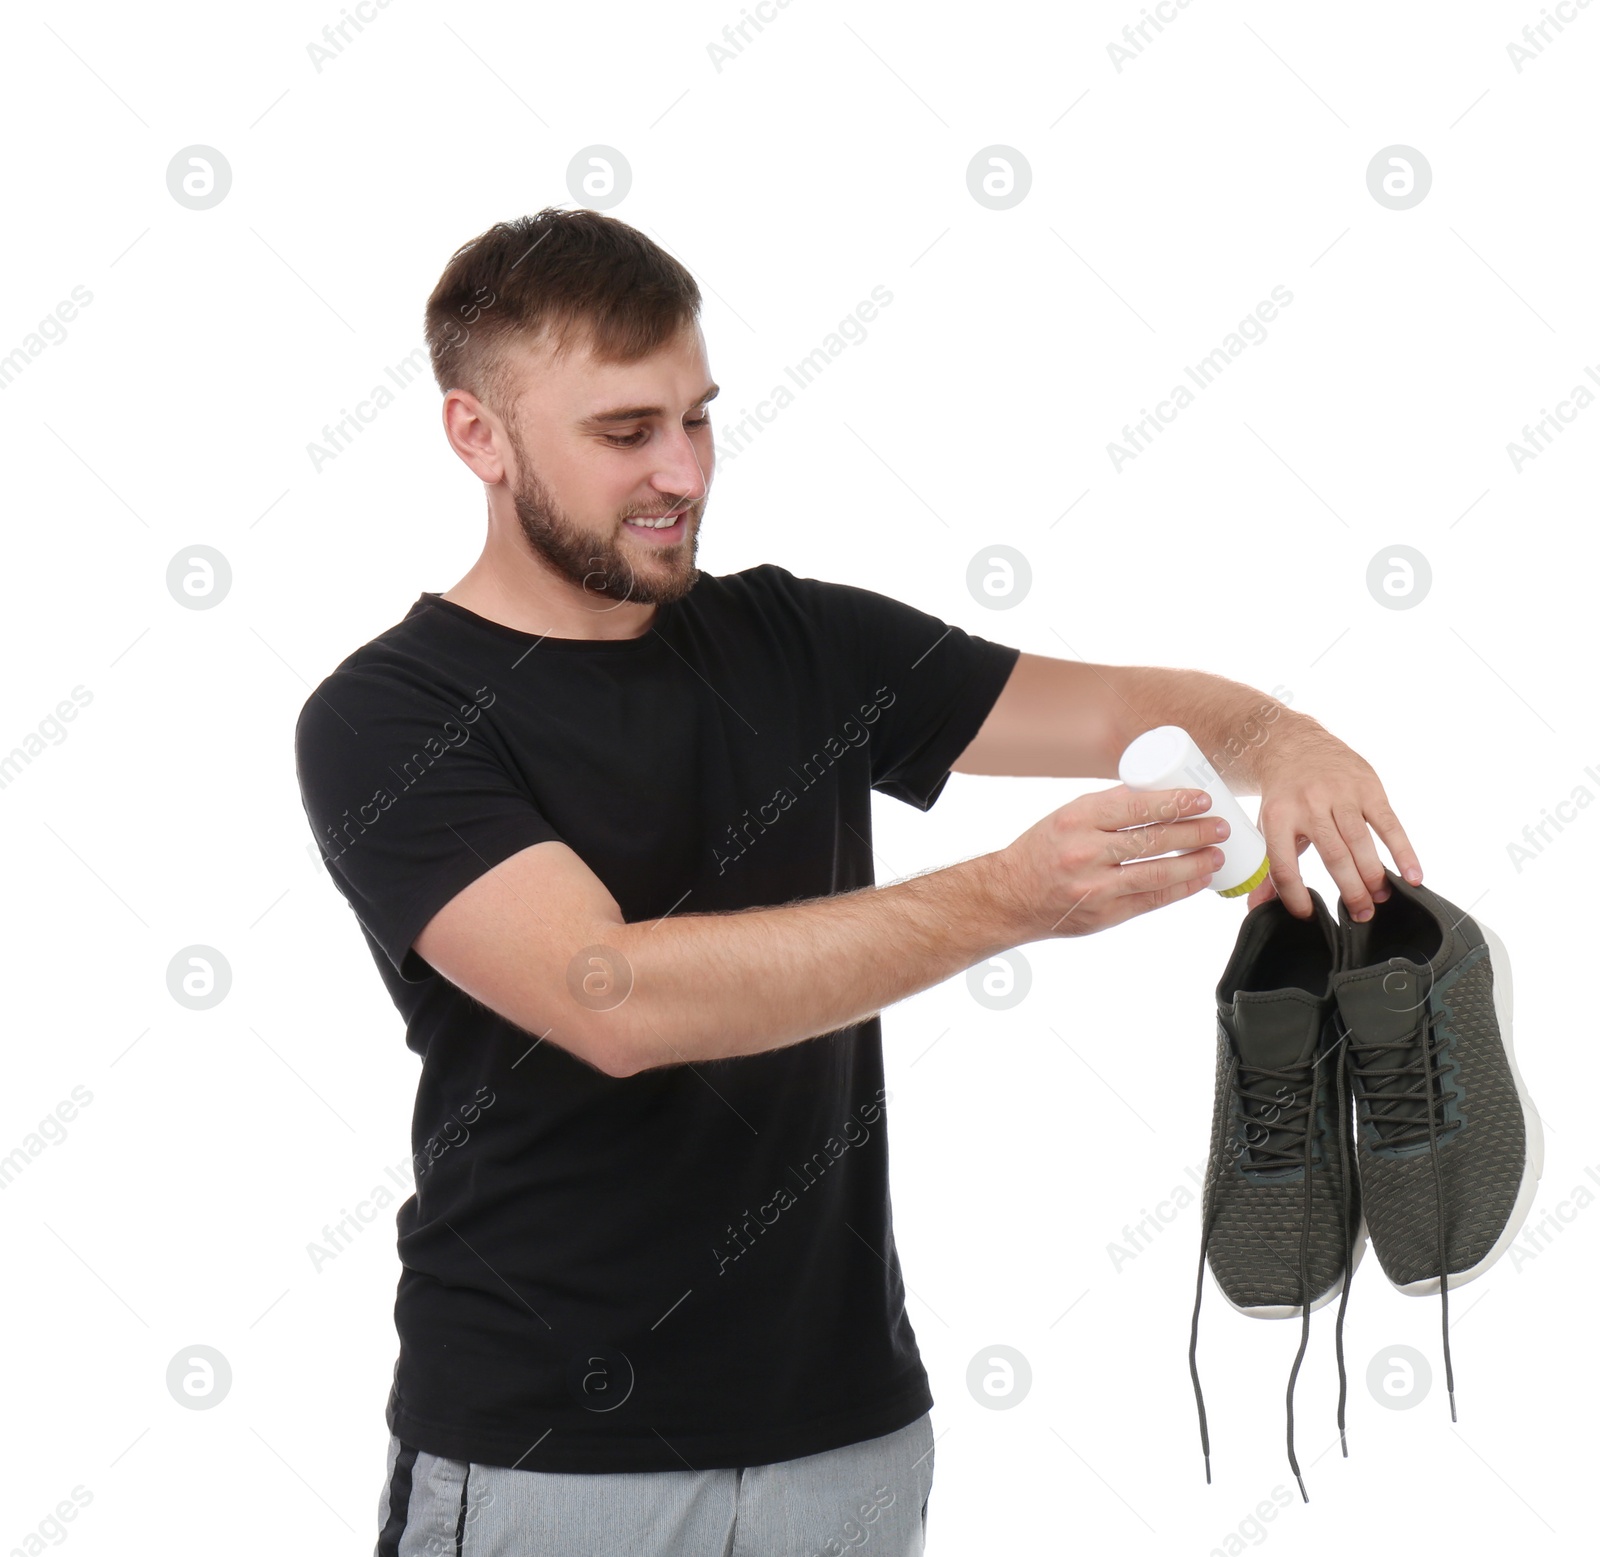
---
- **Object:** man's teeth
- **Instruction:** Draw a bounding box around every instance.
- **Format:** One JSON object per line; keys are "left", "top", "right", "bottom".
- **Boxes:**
{"left": 626, "top": 513, "right": 681, "bottom": 528}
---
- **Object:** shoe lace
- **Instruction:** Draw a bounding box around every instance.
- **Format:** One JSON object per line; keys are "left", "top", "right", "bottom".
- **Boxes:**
{"left": 1345, "top": 1005, "right": 1461, "bottom": 1421}
{"left": 1189, "top": 1039, "right": 1358, "bottom": 1501}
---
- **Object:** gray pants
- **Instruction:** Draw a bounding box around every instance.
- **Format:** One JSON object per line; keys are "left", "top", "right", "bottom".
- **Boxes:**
{"left": 375, "top": 1413, "right": 936, "bottom": 1557}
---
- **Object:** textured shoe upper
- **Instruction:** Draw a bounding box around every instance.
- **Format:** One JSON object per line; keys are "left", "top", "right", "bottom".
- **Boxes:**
{"left": 1332, "top": 872, "right": 1525, "bottom": 1286}
{"left": 1203, "top": 893, "right": 1359, "bottom": 1310}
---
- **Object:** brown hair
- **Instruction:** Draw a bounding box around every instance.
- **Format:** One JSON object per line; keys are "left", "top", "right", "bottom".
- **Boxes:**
{"left": 423, "top": 207, "right": 702, "bottom": 422}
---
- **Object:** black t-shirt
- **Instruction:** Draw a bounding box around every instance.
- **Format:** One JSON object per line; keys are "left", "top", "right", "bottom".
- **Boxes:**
{"left": 292, "top": 562, "right": 1020, "bottom": 1472}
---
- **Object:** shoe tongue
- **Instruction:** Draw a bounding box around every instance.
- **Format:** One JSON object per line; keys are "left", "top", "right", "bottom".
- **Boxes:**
{"left": 1230, "top": 990, "right": 1323, "bottom": 1070}
{"left": 1333, "top": 962, "right": 1427, "bottom": 1047}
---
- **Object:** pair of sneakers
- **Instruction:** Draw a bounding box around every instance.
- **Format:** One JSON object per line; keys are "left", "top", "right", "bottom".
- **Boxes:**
{"left": 1188, "top": 868, "right": 1542, "bottom": 1500}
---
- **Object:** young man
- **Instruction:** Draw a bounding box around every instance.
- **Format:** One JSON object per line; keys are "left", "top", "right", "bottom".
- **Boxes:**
{"left": 293, "top": 208, "right": 1419, "bottom": 1556}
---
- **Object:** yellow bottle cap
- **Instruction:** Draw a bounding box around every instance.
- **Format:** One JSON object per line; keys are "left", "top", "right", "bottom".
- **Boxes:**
{"left": 1217, "top": 855, "right": 1271, "bottom": 898}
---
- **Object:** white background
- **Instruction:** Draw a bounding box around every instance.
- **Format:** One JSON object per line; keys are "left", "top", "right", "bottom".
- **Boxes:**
{"left": 2, "top": 1, "right": 1594, "bottom": 1552}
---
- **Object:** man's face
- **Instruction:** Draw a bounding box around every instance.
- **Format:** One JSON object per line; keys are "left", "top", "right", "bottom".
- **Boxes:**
{"left": 500, "top": 322, "right": 716, "bottom": 612}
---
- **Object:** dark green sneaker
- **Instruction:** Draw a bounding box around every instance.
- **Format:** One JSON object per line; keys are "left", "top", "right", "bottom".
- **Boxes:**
{"left": 1189, "top": 890, "right": 1365, "bottom": 1500}
{"left": 1331, "top": 869, "right": 1543, "bottom": 1419}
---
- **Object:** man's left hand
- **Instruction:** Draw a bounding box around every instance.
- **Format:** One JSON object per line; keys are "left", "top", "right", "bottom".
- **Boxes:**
{"left": 1242, "top": 724, "right": 1420, "bottom": 922}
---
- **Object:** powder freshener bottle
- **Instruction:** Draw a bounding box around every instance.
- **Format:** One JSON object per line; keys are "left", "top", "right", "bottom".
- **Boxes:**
{"left": 1117, "top": 725, "right": 1271, "bottom": 898}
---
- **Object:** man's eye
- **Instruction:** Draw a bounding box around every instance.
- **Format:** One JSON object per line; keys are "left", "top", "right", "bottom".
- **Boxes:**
{"left": 604, "top": 415, "right": 712, "bottom": 448}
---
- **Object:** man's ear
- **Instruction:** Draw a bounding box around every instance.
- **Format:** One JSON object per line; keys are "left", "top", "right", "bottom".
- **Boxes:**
{"left": 442, "top": 389, "right": 508, "bottom": 484}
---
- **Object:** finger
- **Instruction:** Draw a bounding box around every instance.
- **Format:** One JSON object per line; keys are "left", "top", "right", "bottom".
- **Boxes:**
{"left": 1112, "top": 844, "right": 1224, "bottom": 899}
{"left": 1334, "top": 804, "right": 1391, "bottom": 910}
{"left": 1090, "top": 784, "right": 1212, "bottom": 832}
{"left": 1364, "top": 789, "right": 1422, "bottom": 886}
{"left": 1112, "top": 866, "right": 1215, "bottom": 927}
{"left": 1307, "top": 806, "right": 1373, "bottom": 921}
{"left": 1259, "top": 802, "right": 1314, "bottom": 919}
{"left": 1104, "top": 813, "right": 1231, "bottom": 866}
{"left": 1246, "top": 871, "right": 1279, "bottom": 911}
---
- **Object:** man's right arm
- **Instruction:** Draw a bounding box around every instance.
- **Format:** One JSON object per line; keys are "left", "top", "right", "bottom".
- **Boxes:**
{"left": 412, "top": 785, "right": 1229, "bottom": 1078}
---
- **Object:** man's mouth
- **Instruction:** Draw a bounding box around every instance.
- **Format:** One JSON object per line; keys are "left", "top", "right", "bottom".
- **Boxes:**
{"left": 623, "top": 505, "right": 691, "bottom": 543}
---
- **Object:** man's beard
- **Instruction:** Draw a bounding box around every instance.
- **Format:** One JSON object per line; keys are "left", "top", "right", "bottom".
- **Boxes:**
{"left": 507, "top": 426, "right": 701, "bottom": 611}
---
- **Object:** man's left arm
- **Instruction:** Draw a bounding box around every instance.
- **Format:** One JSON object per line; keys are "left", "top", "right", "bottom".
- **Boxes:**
{"left": 950, "top": 652, "right": 1421, "bottom": 922}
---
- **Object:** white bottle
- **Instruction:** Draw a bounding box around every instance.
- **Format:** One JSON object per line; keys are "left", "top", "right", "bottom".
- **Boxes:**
{"left": 1117, "top": 725, "right": 1270, "bottom": 898}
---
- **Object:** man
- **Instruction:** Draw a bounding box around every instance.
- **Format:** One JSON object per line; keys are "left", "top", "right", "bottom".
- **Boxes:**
{"left": 293, "top": 207, "right": 1419, "bottom": 1556}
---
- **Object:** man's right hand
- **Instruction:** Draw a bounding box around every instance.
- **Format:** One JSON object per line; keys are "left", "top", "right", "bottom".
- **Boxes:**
{"left": 410, "top": 786, "right": 1231, "bottom": 1077}
{"left": 990, "top": 785, "right": 1229, "bottom": 942}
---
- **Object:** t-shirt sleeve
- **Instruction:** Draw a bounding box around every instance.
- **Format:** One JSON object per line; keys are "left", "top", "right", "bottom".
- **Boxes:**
{"left": 294, "top": 667, "right": 564, "bottom": 982}
{"left": 792, "top": 572, "right": 1021, "bottom": 811}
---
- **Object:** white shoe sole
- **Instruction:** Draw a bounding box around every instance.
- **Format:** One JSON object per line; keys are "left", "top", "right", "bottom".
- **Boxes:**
{"left": 1220, "top": 1214, "right": 1370, "bottom": 1320}
{"left": 1392, "top": 915, "right": 1545, "bottom": 1296}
